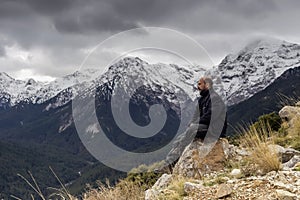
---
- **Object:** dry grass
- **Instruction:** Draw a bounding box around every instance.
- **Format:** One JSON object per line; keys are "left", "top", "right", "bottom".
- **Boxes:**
{"left": 157, "top": 175, "right": 188, "bottom": 200}
{"left": 12, "top": 167, "right": 76, "bottom": 200}
{"left": 16, "top": 164, "right": 158, "bottom": 200}
{"left": 82, "top": 179, "right": 144, "bottom": 200}
{"left": 239, "top": 122, "right": 282, "bottom": 174}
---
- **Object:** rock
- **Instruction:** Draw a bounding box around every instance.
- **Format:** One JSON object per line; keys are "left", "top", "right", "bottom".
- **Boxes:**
{"left": 184, "top": 182, "right": 203, "bottom": 193}
{"left": 283, "top": 155, "right": 300, "bottom": 170}
{"left": 145, "top": 189, "right": 159, "bottom": 200}
{"left": 145, "top": 174, "right": 172, "bottom": 200}
{"left": 272, "top": 181, "right": 295, "bottom": 192}
{"left": 173, "top": 138, "right": 229, "bottom": 178}
{"left": 276, "top": 189, "right": 297, "bottom": 200}
{"left": 279, "top": 106, "right": 300, "bottom": 131}
{"left": 236, "top": 148, "right": 250, "bottom": 156}
{"left": 279, "top": 106, "right": 300, "bottom": 121}
{"left": 216, "top": 183, "right": 232, "bottom": 199}
{"left": 152, "top": 173, "right": 172, "bottom": 190}
{"left": 230, "top": 169, "right": 242, "bottom": 177}
{"left": 296, "top": 179, "right": 300, "bottom": 186}
{"left": 268, "top": 144, "right": 300, "bottom": 163}
{"left": 273, "top": 181, "right": 287, "bottom": 188}
{"left": 227, "top": 179, "right": 235, "bottom": 184}
{"left": 295, "top": 101, "right": 300, "bottom": 107}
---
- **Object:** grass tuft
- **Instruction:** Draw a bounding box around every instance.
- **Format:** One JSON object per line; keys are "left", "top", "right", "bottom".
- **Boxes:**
{"left": 158, "top": 175, "right": 188, "bottom": 200}
{"left": 239, "top": 122, "right": 282, "bottom": 174}
{"left": 83, "top": 179, "right": 144, "bottom": 200}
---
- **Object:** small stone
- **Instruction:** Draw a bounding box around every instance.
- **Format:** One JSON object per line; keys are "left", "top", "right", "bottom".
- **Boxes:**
{"left": 152, "top": 173, "right": 172, "bottom": 190}
{"left": 184, "top": 182, "right": 203, "bottom": 193}
{"left": 230, "top": 168, "right": 242, "bottom": 177}
{"left": 252, "top": 180, "right": 263, "bottom": 187}
{"left": 216, "top": 184, "right": 232, "bottom": 199}
{"left": 295, "top": 179, "right": 300, "bottom": 186}
{"left": 236, "top": 148, "right": 250, "bottom": 156}
{"left": 276, "top": 189, "right": 297, "bottom": 200}
{"left": 227, "top": 179, "right": 235, "bottom": 184}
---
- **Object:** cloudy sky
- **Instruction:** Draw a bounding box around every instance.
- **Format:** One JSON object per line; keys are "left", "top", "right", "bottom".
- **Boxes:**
{"left": 1, "top": 0, "right": 300, "bottom": 81}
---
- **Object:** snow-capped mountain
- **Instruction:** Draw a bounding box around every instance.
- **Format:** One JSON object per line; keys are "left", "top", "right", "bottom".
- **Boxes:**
{"left": 1, "top": 38, "right": 300, "bottom": 109}
{"left": 68, "top": 57, "right": 207, "bottom": 156}
{"left": 0, "top": 57, "right": 205, "bottom": 109}
{"left": 93, "top": 57, "right": 204, "bottom": 100}
{"left": 0, "top": 69, "right": 101, "bottom": 108}
{"left": 208, "top": 38, "right": 300, "bottom": 105}
{"left": 71, "top": 57, "right": 206, "bottom": 128}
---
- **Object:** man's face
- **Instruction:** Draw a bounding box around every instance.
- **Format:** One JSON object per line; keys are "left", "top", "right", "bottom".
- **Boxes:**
{"left": 197, "top": 79, "right": 207, "bottom": 91}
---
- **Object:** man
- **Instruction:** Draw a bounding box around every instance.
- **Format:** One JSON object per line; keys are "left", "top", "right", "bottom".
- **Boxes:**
{"left": 163, "top": 76, "right": 227, "bottom": 171}
{"left": 193, "top": 77, "right": 227, "bottom": 139}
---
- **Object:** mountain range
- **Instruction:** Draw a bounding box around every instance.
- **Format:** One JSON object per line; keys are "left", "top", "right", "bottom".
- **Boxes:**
{"left": 1, "top": 38, "right": 300, "bottom": 198}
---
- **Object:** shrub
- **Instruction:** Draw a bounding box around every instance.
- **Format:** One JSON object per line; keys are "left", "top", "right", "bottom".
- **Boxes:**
{"left": 126, "top": 171, "right": 161, "bottom": 191}
{"left": 252, "top": 112, "right": 282, "bottom": 132}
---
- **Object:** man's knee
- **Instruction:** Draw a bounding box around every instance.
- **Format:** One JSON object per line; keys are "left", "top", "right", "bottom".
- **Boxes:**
{"left": 195, "top": 124, "right": 208, "bottom": 139}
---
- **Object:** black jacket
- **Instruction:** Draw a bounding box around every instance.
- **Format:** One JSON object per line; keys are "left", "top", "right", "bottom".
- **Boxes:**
{"left": 191, "top": 89, "right": 227, "bottom": 137}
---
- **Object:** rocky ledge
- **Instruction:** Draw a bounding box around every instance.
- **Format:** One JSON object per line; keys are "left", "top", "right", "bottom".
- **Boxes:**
{"left": 146, "top": 102, "right": 300, "bottom": 200}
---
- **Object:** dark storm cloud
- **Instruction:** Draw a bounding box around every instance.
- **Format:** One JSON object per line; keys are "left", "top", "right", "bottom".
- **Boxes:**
{"left": 0, "top": 0, "right": 300, "bottom": 79}
{"left": 0, "top": 0, "right": 74, "bottom": 16}
{"left": 0, "top": 0, "right": 291, "bottom": 35}
{"left": 53, "top": 5, "right": 140, "bottom": 34}
{"left": 26, "top": 0, "right": 74, "bottom": 15}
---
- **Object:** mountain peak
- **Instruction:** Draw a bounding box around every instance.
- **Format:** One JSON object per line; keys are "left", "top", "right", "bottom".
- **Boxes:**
{"left": 0, "top": 72, "right": 14, "bottom": 82}
{"left": 113, "top": 56, "right": 148, "bottom": 67}
{"left": 120, "top": 56, "right": 147, "bottom": 64}
{"left": 104, "top": 57, "right": 149, "bottom": 75}
{"left": 215, "top": 37, "right": 300, "bottom": 105}
{"left": 241, "top": 37, "right": 287, "bottom": 53}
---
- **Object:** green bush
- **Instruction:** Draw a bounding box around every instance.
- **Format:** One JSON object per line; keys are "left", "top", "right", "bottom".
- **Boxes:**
{"left": 252, "top": 112, "right": 282, "bottom": 132}
{"left": 126, "top": 171, "right": 161, "bottom": 190}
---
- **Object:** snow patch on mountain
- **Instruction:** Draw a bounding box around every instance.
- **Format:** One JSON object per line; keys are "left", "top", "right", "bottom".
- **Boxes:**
{"left": 209, "top": 38, "right": 300, "bottom": 105}
{"left": 0, "top": 69, "right": 101, "bottom": 106}
{"left": 1, "top": 38, "right": 300, "bottom": 108}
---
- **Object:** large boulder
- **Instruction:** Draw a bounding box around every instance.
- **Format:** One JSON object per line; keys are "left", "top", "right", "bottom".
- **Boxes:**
{"left": 268, "top": 144, "right": 300, "bottom": 163}
{"left": 279, "top": 105, "right": 300, "bottom": 129}
{"left": 172, "top": 138, "right": 230, "bottom": 178}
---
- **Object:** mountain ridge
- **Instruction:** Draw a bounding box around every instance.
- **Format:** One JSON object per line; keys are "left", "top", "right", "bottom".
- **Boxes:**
{"left": 2, "top": 38, "right": 300, "bottom": 108}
